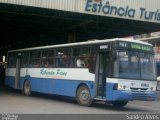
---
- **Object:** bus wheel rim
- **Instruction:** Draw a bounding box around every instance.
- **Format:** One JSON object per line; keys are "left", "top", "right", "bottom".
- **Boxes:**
{"left": 80, "top": 90, "right": 89, "bottom": 101}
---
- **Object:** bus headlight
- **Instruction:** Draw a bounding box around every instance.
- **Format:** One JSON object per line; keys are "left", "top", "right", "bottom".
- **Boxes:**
{"left": 118, "top": 85, "right": 127, "bottom": 90}
{"left": 113, "top": 84, "right": 127, "bottom": 90}
{"left": 118, "top": 85, "right": 123, "bottom": 90}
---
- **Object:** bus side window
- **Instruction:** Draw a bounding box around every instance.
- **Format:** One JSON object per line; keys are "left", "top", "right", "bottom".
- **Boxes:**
{"left": 73, "top": 46, "right": 91, "bottom": 68}
{"left": 55, "top": 48, "right": 71, "bottom": 68}
{"left": 42, "top": 50, "right": 55, "bottom": 68}
{"left": 41, "top": 57, "right": 48, "bottom": 67}
{"left": 7, "top": 53, "right": 17, "bottom": 68}
{"left": 76, "top": 56, "right": 85, "bottom": 67}
{"left": 21, "top": 52, "right": 29, "bottom": 68}
{"left": 29, "top": 51, "right": 41, "bottom": 68}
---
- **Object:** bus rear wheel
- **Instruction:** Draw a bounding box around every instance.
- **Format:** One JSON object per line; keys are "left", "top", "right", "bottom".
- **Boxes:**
{"left": 76, "top": 85, "right": 93, "bottom": 106}
{"left": 111, "top": 101, "right": 128, "bottom": 108}
{"left": 23, "top": 80, "right": 31, "bottom": 96}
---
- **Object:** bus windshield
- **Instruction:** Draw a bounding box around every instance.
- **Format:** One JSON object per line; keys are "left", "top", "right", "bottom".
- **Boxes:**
{"left": 113, "top": 50, "right": 156, "bottom": 81}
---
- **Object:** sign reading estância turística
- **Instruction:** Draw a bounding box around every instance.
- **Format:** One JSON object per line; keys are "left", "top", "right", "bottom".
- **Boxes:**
{"left": 84, "top": 0, "right": 160, "bottom": 23}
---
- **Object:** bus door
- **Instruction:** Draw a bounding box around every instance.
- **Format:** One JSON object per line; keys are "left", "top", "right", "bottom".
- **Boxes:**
{"left": 15, "top": 53, "right": 21, "bottom": 89}
{"left": 95, "top": 52, "right": 109, "bottom": 98}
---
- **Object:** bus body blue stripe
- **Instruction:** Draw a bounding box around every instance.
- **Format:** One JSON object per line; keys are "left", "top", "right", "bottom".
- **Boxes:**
{"left": 5, "top": 76, "right": 157, "bottom": 101}
{"left": 5, "top": 76, "right": 15, "bottom": 88}
{"left": 6, "top": 76, "right": 95, "bottom": 98}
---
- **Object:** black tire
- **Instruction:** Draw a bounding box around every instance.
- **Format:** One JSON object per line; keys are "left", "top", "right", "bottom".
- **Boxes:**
{"left": 76, "top": 85, "right": 93, "bottom": 106}
{"left": 111, "top": 101, "right": 128, "bottom": 108}
{"left": 23, "top": 80, "right": 31, "bottom": 96}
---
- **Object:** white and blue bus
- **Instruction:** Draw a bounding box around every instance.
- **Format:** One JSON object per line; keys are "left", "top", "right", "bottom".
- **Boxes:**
{"left": 5, "top": 38, "right": 157, "bottom": 107}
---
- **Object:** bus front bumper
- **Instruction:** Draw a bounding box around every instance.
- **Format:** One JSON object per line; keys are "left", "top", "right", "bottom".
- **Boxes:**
{"left": 110, "top": 90, "right": 157, "bottom": 101}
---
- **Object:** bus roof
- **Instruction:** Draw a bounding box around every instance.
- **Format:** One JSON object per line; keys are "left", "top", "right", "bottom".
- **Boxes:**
{"left": 8, "top": 38, "right": 152, "bottom": 52}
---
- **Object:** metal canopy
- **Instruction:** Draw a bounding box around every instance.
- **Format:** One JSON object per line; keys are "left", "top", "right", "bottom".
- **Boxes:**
{"left": 0, "top": 3, "right": 160, "bottom": 51}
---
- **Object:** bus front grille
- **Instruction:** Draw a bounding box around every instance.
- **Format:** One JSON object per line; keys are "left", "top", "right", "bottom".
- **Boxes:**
{"left": 130, "top": 87, "right": 148, "bottom": 92}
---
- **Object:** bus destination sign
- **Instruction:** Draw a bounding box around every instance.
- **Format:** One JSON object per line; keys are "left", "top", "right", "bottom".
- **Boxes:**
{"left": 118, "top": 41, "right": 152, "bottom": 51}
{"left": 131, "top": 43, "right": 152, "bottom": 51}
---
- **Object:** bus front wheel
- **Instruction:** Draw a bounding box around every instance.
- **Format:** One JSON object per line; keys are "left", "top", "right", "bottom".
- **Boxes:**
{"left": 111, "top": 101, "right": 128, "bottom": 108}
{"left": 76, "top": 85, "right": 93, "bottom": 106}
{"left": 23, "top": 80, "right": 31, "bottom": 96}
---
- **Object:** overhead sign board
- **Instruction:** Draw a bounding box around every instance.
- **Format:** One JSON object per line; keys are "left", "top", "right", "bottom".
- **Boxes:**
{"left": 0, "top": 0, "right": 160, "bottom": 23}
{"left": 84, "top": 0, "right": 160, "bottom": 23}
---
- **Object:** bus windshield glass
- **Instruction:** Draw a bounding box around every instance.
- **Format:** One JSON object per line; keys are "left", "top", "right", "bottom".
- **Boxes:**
{"left": 113, "top": 50, "right": 156, "bottom": 81}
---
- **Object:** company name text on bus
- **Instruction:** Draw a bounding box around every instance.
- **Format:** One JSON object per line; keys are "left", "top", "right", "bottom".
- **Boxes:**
{"left": 85, "top": 0, "right": 160, "bottom": 22}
